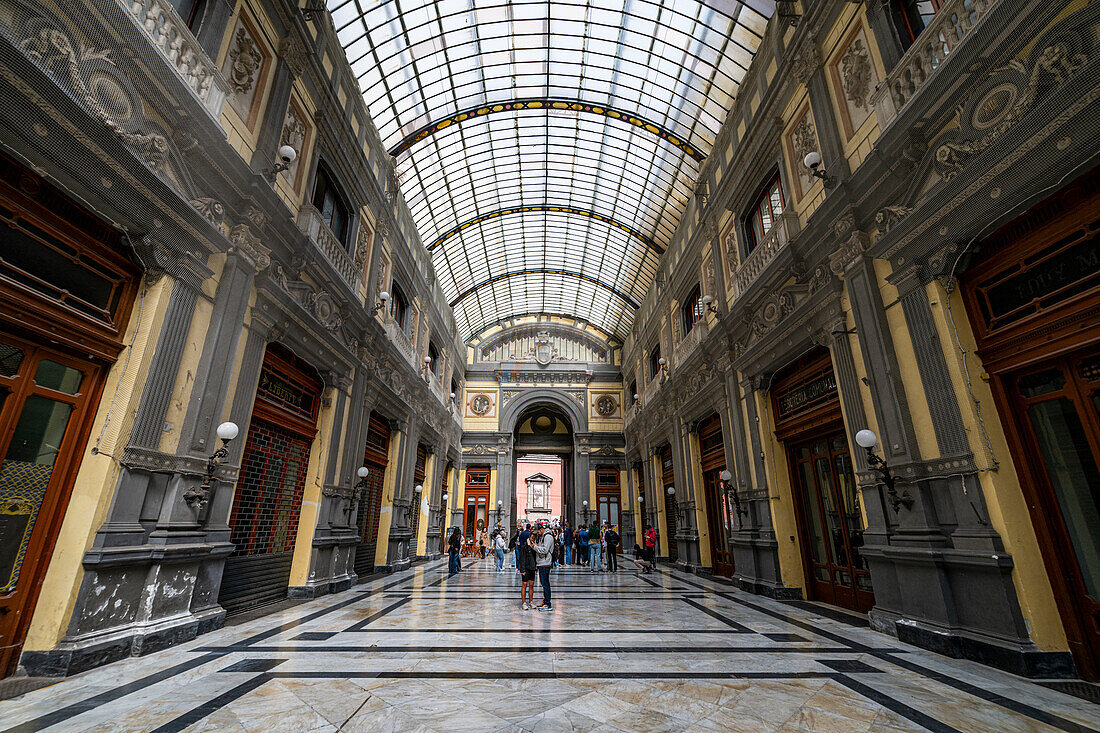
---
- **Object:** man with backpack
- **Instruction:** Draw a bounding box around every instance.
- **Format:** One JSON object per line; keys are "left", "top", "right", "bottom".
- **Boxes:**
{"left": 532, "top": 524, "right": 555, "bottom": 611}
{"left": 604, "top": 523, "right": 620, "bottom": 572}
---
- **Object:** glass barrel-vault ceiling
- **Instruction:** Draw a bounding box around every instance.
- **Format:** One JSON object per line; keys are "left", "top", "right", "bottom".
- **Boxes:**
{"left": 330, "top": 0, "right": 770, "bottom": 340}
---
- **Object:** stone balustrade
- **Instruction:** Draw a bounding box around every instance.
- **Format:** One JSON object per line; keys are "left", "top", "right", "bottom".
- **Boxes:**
{"left": 297, "top": 204, "right": 360, "bottom": 288}
{"left": 871, "top": 0, "right": 997, "bottom": 128}
{"left": 730, "top": 211, "right": 799, "bottom": 302}
{"left": 674, "top": 319, "right": 707, "bottom": 369}
{"left": 122, "top": 0, "right": 228, "bottom": 117}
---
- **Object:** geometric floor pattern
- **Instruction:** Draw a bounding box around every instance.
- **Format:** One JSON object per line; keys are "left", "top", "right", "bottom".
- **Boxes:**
{"left": 1, "top": 559, "right": 1098, "bottom": 732}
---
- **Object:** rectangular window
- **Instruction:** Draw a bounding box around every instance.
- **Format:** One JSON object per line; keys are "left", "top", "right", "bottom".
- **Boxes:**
{"left": 681, "top": 285, "right": 703, "bottom": 336}
{"left": 898, "top": 0, "right": 942, "bottom": 44}
{"left": 390, "top": 282, "right": 410, "bottom": 335}
{"left": 649, "top": 344, "right": 662, "bottom": 381}
{"left": 311, "top": 165, "right": 350, "bottom": 246}
{"left": 427, "top": 341, "right": 440, "bottom": 379}
{"left": 746, "top": 176, "right": 784, "bottom": 252}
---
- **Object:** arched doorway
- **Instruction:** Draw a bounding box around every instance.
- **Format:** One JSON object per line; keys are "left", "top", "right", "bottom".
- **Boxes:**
{"left": 513, "top": 404, "right": 572, "bottom": 527}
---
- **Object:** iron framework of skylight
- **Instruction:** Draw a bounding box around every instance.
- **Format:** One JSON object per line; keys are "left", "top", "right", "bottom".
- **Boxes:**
{"left": 329, "top": 0, "right": 769, "bottom": 340}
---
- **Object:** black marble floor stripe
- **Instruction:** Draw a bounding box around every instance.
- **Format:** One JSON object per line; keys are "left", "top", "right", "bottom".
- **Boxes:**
{"left": 344, "top": 596, "right": 411, "bottom": 631}
{"left": 832, "top": 674, "right": 960, "bottom": 733}
{"left": 661, "top": 568, "right": 1094, "bottom": 733}
{"left": 679, "top": 596, "right": 754, "bottom": 633}
{"left": 0, "top": 653, "right": 223, "bottom": 733}
{"left": 149, "top": 673, "right": 273, "bottom": 733}
{"left": 340, "top": 628, "right": 753, "bottom": 634}
{"left": 873, "top": 652, "right": 1098, "bottom": 733}
{"left": 198, "top": 644, "right": 900, "bottom": 654}
{"left": 266, "top": 670, "right": 864, "bottom": 680}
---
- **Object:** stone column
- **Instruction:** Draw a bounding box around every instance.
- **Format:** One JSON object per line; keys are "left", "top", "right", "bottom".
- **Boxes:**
{"left": 671, "top": 420, "right": 701, "bottom": 571}
{"left": 386, "top": 417, "right": 418, "bottom": 569}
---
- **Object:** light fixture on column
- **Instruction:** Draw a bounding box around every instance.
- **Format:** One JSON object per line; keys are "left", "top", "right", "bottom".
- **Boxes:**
{"left": 184, "top": 421, "right": 239, "bottom": 508}
{"left": 421, "top": 354, "right": 432, "bottom": 379}
{"left": 492, "top": 499, "right": 503, "bottom": 522}
{"left": 720, "top": 468, "right": 748, "bottom": 526}
{"left": 666, "top": 484, "right": 678, "bottom": 524}
{"left": 701, "top": 294, "right": 720, "bottom": 315}
{"left": 448, "top": 391, "right": 456, "bottom": 413}
{"left": 855, "top": 429, "right": 912, "bottom": 513}
{"left": 803, "top": 151, "right": 836, "bottom": 188}
{"left": 657, "top": 357, "right": 669, "bottom": 380}
{"left": 263, "top": 145, "right": 297, "bottom": 182}
{"left": 372, "top": 290, "right": 390, "bottom": 315}
{"left": 581, "top": 499, "right": 591, "bottom": 523}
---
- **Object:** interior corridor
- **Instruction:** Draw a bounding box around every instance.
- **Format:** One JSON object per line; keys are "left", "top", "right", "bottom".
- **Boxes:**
{"left": 1, "top": 560, "right": 1097, "bottom": 733}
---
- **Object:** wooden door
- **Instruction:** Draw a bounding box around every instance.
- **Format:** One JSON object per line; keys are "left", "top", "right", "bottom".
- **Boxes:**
{"left": 462, "top": 467, "right": 490, "bottom": 546}
{"left": 0, "top": 336, "right": 101, "bottom": 676}
{"left": 1004, "top": 349, "right": 1100, "bottom": 677}
{"left": 787, "top": 433, "right": 873, "bottom": 612}
{"left": 660, "top": 445, "right": 677, "bottom": 562}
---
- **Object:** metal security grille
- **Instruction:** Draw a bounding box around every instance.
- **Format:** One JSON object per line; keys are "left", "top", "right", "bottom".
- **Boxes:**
{"left": 409, "top": 443, "right": 427, "bottom": 557}
{"left": 354, "top": 413, "right": 390, "bottom": 578}
{"left": 219, "top": 418, "right": 311, "bottom": 614}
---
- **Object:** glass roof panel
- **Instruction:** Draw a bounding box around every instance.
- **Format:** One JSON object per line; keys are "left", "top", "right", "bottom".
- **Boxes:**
{"left": 329, "top": 0, "right": 769, "bottom": 340}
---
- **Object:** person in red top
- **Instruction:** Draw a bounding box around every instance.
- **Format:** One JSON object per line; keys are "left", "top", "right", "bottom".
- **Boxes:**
{"left": 644, "top": 526, "right": 658, "bottom": 566}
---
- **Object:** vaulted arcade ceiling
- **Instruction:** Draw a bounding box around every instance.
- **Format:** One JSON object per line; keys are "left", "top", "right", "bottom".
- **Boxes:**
{"left": 330, "top": 0, "right": 771, "bottom": 340}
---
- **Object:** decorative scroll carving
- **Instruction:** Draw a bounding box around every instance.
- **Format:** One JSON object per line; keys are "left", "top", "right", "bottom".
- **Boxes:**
{"left": 227, "top": 27, "right": 262, "bottom": 95}
{"left": 189, "top": 197, "right": 224, "bottom": 225}
{"left": 228, "top": 223, "right": 270, "bottom": 272}
{"left": 278, "top": 35, "right": 307, "bottom": 78}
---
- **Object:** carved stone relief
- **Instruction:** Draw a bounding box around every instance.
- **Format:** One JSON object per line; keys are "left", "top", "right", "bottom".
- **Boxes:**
{"left": 833, "top": 28, "right": 878, "bottom": 137}
{"left": 279, "top": 99, "right": 310, "bottom": 187}
{"left": 466, "top": 392, "right": 496, "bottom": 418}
{"left": 786, "top": 106, "right": 819, "bottom": 200}
{"left": 591, "top": 393, "right": 622, "bottom": 419}
{"left": 224, "top": 17, "right": 266, "bottom": 123}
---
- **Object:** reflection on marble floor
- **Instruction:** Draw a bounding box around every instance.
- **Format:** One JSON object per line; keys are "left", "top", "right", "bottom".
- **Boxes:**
{"left": 1, "top": 559, "right": 1098, "bottom": 733}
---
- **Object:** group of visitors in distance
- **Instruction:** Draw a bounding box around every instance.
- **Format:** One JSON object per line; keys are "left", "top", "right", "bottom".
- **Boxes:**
{"left": 445, "top": 516, "right": 662, "bottom": 612}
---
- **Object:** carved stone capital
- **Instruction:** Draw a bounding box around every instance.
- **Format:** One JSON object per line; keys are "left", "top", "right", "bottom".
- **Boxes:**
{"left": 829, "top": 231, "right": 871, "bottom": 276}
{"left": 278, "top": 35, "right": 308, "bottom": 78}
{"left": 228, "top": 223, "right": 271, "bottom": 272}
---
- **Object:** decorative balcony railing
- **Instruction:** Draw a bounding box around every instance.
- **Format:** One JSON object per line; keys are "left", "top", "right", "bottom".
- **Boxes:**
{"left": 122, "top": 0, "right": 228, "bottom": 117}
{"left": 385, "top": 318, "right": 416, "bottom": 364}
{"left": 674, "top": 318, "right": 707, "bottom": 369}
{"left": 871, "top": 0, "right": 998, "bottom": 128}
{"left": 730, "top": 211, "right": 800, "bottom": 301}
{"left": 297, "top": 204, "right": 359, "bottom": 288}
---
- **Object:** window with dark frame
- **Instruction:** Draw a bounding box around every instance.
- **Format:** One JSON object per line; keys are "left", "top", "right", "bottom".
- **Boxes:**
{"left": 745, "top": 175, "right": 784, "bottom": 252}
{"left": 311, "top": 163, "right": 351, "bottom": 247}
{"left": 389, "top": 281, "right": 410, "bottom": 335}
{"left": 170, "top": 0, "right": 204, "bottom": 28}
{"left": 897, "top": 0, "right": 942, "bottom": 44}
{"left": 681, "top": 284, "right": 703, "bottom": 336}
{"left": 649, "top": 343, "right": 662, "bottom": 381}
{"left": 427, "top": 341, "right": 440, "bottom": 379}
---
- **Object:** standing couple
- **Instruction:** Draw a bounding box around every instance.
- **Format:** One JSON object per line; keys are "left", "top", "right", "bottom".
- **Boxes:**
{"left": 516, "top": 523, "right": 555, "bottom": 611}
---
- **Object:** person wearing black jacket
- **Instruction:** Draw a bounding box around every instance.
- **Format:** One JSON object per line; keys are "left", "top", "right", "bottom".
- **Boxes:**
{"left": 517, "top": 529, "right": 537, "bottom": 609}
{"left": 448, "top": 527, "right": 462, "bottom": 575}
{"left": 605, "top": 525, "right": 620, "bottom": 572}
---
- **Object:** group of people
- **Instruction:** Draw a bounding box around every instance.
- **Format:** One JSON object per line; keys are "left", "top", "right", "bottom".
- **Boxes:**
{"left": 445, "top": 519, "right": 665, "bottom": 610}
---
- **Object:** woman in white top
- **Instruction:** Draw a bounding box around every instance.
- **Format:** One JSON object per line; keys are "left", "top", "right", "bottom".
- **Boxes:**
{"left": 493, "top": 532, "right": 507, "bottom": 572}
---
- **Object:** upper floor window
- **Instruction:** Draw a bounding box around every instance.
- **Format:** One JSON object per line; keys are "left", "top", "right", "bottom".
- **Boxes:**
{"left": 312, "top": 164, "right": 350, "bottom": 246}
{"left": 898, "top": 0, "right": 941, "bottom": 44}
{"left": 680, "top": 285, "right": 703, "bottom": 336}
{"left": 390, "top": 281, "right": 410, "bottom": 335}
{"left": 170, "top": 0, "right": 204, "bottom": 27}
{"left": 746, "top": 176, "right": 784, "bottom": 252}
{"left": 649, "top": 343, "right": 662, "bottom": 381}
{"left": 427, "top": 341, "right": 440, "bottom": 379}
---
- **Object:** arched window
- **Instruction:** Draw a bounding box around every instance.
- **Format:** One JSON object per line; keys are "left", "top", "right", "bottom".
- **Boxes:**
{"left": 649, "top": 344, "right": 662, "bottom": 381}
{"left": 427, "top": 340, "right": 440, "bottom": 379}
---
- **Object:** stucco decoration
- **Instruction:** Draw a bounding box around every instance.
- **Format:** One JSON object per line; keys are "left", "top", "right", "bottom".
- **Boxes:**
{"left": 835, "top": 29, "right": 878, "bottom": 136}
{"left": 278, "top": 34, "right": 307, "bottom": 78}
{"left": 787, "top": 106, "right": 819, "bottom": 199}
{"left": 592, "top": 393, "right": 621, "bottom": 419}
{"left": 354, "top": 216, "right": 373, "bottom": 270}
{"left": 228, "top": 223, "right": 270, "bottom": 272}
{"left": 875, "top": 206, "right": 913, "bottom": 234}
{"left": 791, "top": 39, "right": 821, "bottom": 85}
{"left": 466, "top": 392, "right": 496, "bottom": 417}
{"left": 224, "top": 18, "right": 266, "bottom": 121}
{"left": 190, "top": 197, "right": 224, "bottom": 225}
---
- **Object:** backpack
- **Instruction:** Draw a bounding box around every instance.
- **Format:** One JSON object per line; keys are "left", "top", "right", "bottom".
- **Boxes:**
{"left": 605, "top": 530, "right": 619, "bottom": 549}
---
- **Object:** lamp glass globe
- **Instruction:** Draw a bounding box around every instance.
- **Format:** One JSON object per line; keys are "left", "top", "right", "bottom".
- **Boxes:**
{"left": 442, "top": 493, "right": 448, "bottom": 502}
{"left": 357, "top": 466, "right": 369, "bottom": 479}
{"left": 277, "top": 144, "right": 297, "bottom": 163}
{"left": 637, "top": 495, "right": 643, "bottom": 502}
{"left": 702, "top": 294, "right": 713, "bottom": 304}
{"left": 855, "top": 429, "right": 878, "bottom": 449}
{"left": 216, "top": 421, "right": 239, "bottom": 441}
{"left": 379, "top": 291, "right": 390, "bottom": 301}
{"left": 667, "top": 486, "right": 676, "bottom": 495}
{"left": 658, "top": 357, "right": 667, "bottom": 366}
{"left": 414, "top": 484, "right": 423, "bottom": 493}
{"left": 424, "top": 355, "right": 432, "bottom": 363}
{"left": 719, "top": 469, "right": 732, "bottom": 482}
{"left": 582, "top": 500, "right": 588, "bottom": 507}
{"left": 803, "top": 150, "right": 822, "bottom": 168}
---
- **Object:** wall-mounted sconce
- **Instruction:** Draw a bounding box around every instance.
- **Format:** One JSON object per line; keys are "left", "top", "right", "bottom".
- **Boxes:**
{"left": 372, "top": 290, "right": 390, "bottom": 315}
{"left": 855, "top": 429, "right": 912, "bottom": 513}
{"left": 803, "top": 151, "right": 836, "bottom": 189}
{"left": 299, "top": 1, "right": 327, "bottom": 21}
{"left": 405, "top": 483, "right": 423, "bottom": 522}
{"left": 421, "top": 355, "right": 432, "bottom": 379}
{"left": 448, "top": 391, "right": 456, "bottom": 413}
{"left": 263, "top": 145, "right": 297, "bottom": 183}
{"left": 657, "top": 357, "right": 669, "bottom": 380}
{"left": 184, "top": 421, "right": 239, "bottom": 508}
{"left": 491, "top": 499, "right": 504, "bottom": 522}
{"left": 666, "top": 484, "right": 678, "bottom": 524}
{"left": 701, "top": 294, "right": 720, "bottom": 315}
{"left": 581, "top": 499, "right": 592, "bottom": 523}
{"left": 719, "top": 468, "right": 748, "bottom": 527}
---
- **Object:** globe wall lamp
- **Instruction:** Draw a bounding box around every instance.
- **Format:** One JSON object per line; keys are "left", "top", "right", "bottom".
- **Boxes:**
{"left": 405, "top": 483, "right": 423, "bottom": 521}
{"left": 491, "top": 499, "right": 504, "bottom": 522}
{"left": 581, "top": 499, "right": 592, "bottom": 523}
{"left": 701, "top": 294, "right": 720, "bottom": 315}
{"left": 803, "top": 151, "right": 836, "bottom": 189}
{"left": 421, "top": 354, "right": 432, "bottom": 379}
{"left": 372, "top": 290, "right": 390, "bottom": 315}
{"left": 184, "top": 421, "right": 239, "bottom": 508}
{"left": 855, "top": 429, "right": 913, "bottom": 513}
{"left": 719, "top": 468, "right": 748, "bottom": 526}
{"left": 263, "top": 145, "right": 297, "bottom": 182}
{"left": 666, "top": 484, "right": 678, "bottom": 523}
{"left": 657, "top": 357, "right": 669, "bottom": 380}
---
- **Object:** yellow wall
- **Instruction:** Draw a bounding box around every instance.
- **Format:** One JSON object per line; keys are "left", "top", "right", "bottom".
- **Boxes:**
{"left": 757, "top": 388, "right": 806, "bottom": 592}
{"left": 23, "top": 276, "right": 174, "bottom": 650}
{"left": 373, "top": 429, "right": 404, "bottom": 565}
{"left": 288, "top": 384, "right": 337, "bottom": 586}
{"left": 686, "top": 432, "right": 712, "bottom": 569}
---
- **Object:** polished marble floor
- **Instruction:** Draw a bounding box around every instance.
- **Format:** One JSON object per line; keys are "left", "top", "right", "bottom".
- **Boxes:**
{"left": 2, "top": 558, "right": 1099, "bottom": 732}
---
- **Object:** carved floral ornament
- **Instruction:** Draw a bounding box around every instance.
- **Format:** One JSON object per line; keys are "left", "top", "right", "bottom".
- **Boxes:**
{"left": 227, "top": 27, "right": 262, "bottom": 96}
{"left": 840, "top": 37, "right": 873, "bottom": 110}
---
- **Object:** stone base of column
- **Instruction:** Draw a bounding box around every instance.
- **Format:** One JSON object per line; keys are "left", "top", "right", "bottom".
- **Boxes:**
{"left": 20, "top": 605, "right": 224, "bottom": 677}
{"left": 863, "top": 545, "right": 1074, "bottom": 678}
{"left": 731, "top": 534, "right": 798, "bottom": 598}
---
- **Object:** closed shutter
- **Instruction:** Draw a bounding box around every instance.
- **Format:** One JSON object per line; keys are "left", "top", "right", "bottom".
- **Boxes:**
{"left": 354, "top": 413, "right": 391, "bottom": 577}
